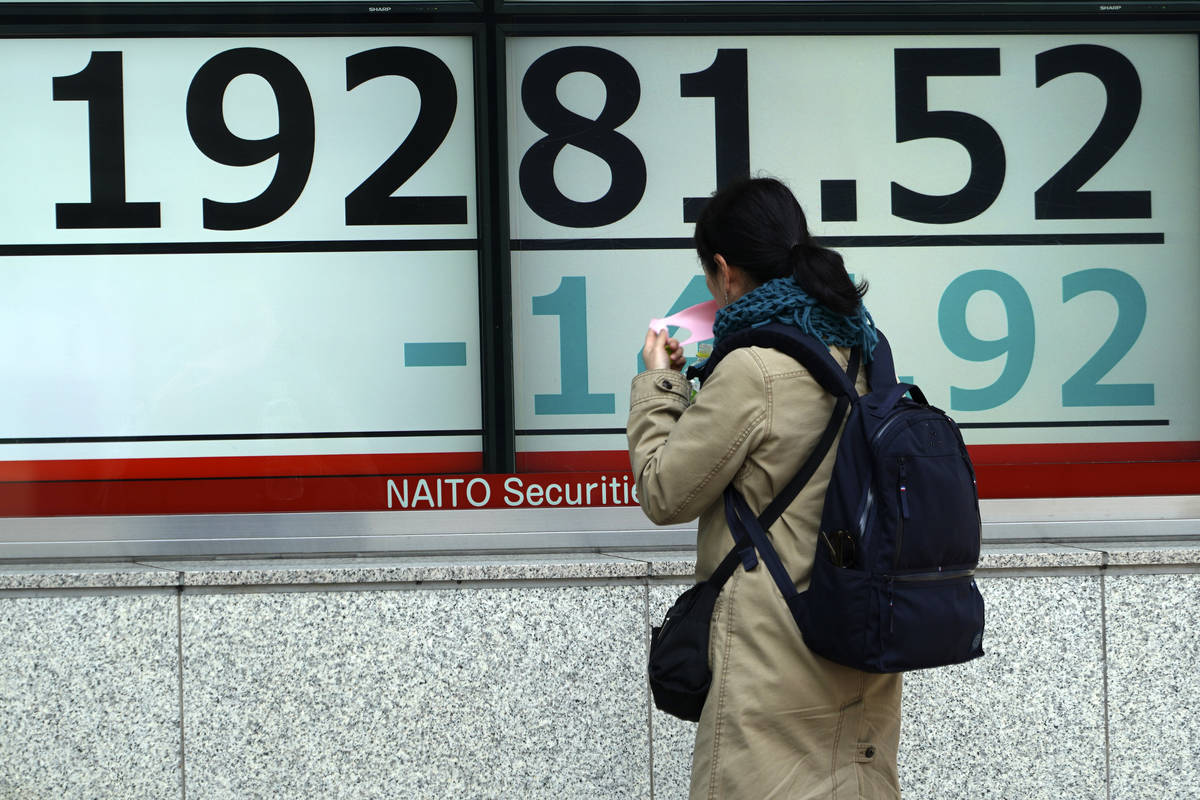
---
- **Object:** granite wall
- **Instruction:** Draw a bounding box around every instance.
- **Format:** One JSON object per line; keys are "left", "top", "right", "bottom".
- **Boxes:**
{"left": 0, "top": 544, "right": 1196, "bottom": 800}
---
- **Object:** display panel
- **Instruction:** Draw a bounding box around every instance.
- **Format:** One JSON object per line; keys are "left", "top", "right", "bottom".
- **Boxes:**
{"left": 0, "top": 1, "right": 479, "bottom": 11}
{"left": 0, "top": 32, "right": 484, "bottom": 515}
{"left": 508, "top": 33, "right": 1200, "bottom": 496}
{"left": 17, "top": 1, "right": 455, "bottom": 2}
{"left": 499, "top": 0, "right": 1200, "bottom": 14}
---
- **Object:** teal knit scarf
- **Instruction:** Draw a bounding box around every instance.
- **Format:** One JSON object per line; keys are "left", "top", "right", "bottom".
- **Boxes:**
{"left": 713, "top": 277, "right": 879, "bottom": 359}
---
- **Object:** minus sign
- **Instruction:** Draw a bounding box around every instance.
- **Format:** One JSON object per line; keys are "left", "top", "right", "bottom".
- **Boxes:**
{"left": 404, "top": 342, "right": 468, "bottom": 367}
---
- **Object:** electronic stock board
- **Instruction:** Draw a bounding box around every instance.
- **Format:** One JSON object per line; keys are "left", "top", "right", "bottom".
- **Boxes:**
{"left": 0, "top": 1, "right": 1196, "bottom": 555}
{"left": 509, "top": 31, "right": 1200, "bottom": 499}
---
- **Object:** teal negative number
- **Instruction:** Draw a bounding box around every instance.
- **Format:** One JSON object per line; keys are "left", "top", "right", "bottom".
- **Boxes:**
{"left": 532, "top": 276, "right": 615, "bottom": 415}
{"left": 937, "top": 268, "right": 1153, "bottom": 412}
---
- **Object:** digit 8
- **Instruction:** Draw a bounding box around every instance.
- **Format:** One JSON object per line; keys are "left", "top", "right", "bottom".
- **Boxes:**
{"left": 518, "top": 46, "right": 647, "bottom": 228}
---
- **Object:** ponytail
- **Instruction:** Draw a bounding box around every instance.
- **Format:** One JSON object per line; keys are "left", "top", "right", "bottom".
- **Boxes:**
{"left": 789, "top": 241, "right": 867, "bottom": 316}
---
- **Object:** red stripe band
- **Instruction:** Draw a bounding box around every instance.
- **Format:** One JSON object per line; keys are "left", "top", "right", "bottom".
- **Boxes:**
{"left": 0, "top": 443, "right": 1194, "bottom": 516}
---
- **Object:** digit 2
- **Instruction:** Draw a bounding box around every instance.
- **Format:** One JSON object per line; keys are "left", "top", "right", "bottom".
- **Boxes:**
{"left": 345, "top": 46, "right": 468, "bottom": 226}
{"left": 1035, "top": 44, "right": 1150, "bottom": 220}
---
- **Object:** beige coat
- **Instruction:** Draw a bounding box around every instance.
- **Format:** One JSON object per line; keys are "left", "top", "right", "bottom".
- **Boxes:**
{"left": 629, "top": 345, "right": 902, "bottom": 800}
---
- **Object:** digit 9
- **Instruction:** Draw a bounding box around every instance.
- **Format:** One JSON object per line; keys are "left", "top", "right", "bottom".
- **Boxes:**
{"left": 186, "top": 47, "right": 315, "bottom": 231}
{"left": 937, "top": 269, "right": 1035, "bottom": 412}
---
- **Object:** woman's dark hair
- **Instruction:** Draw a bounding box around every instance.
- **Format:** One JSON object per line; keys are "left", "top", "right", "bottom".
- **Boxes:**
{"left": 694, "top": 177, "right": 866, "bottom": 315}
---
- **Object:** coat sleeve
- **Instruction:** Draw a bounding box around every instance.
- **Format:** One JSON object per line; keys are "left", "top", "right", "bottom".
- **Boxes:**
{"left": 626, "top": 350, "right": 769, "bottom": 525}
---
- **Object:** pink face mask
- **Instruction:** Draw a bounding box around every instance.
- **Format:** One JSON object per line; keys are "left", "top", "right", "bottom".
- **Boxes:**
{"left": 649, "top": 300, "right": 718, "bottom": 347}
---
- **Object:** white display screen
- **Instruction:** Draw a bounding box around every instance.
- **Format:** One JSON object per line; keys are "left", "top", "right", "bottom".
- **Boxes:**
{"left": 0, "top": 22, "right": 1196, "bottom": 529}
{"left": 17, "top": 1, "right": 446, "bottom": 3}
{"left": 0, "top": 34, "right": 483, "bottom": 514}
{"left": 507, "top": 33, "right": 1200, "bottom": 493}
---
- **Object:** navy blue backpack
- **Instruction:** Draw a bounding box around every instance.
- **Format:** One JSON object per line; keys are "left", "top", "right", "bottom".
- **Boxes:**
{"left": 693, "top": 323, "right": 985, "bottom": 673}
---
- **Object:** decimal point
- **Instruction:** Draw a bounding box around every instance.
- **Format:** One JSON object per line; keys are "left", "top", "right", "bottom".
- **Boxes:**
{"left": 682, "top": 196, "right": 707, "bottom": 223}
{"left": 820, "top": 180, "right": 857, "bottom": 222}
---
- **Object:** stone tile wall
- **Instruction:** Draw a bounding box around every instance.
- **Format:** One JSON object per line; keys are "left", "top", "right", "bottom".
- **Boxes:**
{"left": 0, "top": 589, "right": 182, "bottom": 800}
{"left": 0, "top": 545, "right": 1196, "bottom": 800}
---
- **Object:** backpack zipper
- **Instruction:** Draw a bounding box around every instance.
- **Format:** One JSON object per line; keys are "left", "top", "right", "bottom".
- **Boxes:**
{"left": 856, "top": 486, "right": 875, "bottom": 546}
{"left": 891, "top": 568, "right": 975, "bottom": 582}
{"left": 887, "top": 578, "right": 894, "bottom": 633}
{"left": 870, "top": 411, "right": 906, "bottom": 448}
{"left": 860, "top": 403, "right": 921, "bottom": 560}
{"left": 895, "top": 457, "right": 909, "bottom": 570}
{"left": 864, "top": 405, "right": 948, "bottom": 571}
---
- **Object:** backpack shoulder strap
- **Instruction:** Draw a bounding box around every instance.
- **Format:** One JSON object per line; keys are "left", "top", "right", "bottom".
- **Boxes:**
{"left": 691, "top": 322, "right": 899, "bottom": 397}
{"left": 865, "top": 329, "right": 898, "bottom": 392}
{"left": 686, "top": 323, "right": 865, "bottom": 530}
{"left": 688, "top": 322, "right": 859, "bottom": 398}
{"left": 757, "top": 386, "right": 852, "bottom": 530}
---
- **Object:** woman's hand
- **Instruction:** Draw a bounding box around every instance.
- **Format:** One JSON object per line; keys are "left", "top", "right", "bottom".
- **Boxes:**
{"left": 642, "top": 328, "right": 686, "bottom": 372}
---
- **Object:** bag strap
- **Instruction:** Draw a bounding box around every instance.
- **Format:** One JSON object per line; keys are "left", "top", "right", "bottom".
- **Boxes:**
{"left": 695, "top": 322, "right": 884, "bottom": 594}
{"left": 725, "top": 487, "right": 800, "bottom": 603}
{"left": 720, "top": 333, "right": 865, "bottom": 603}
{"left": 757, "top": 346, "right": 859, "bottom": 529}
{"left": 722, "top": 380, "right": 849, "bottom": 604}
{"left": 690, "top": 323, "right": 860, "bottom": 399}
{"left": 689, "top": 322, "right": 898, "bottom": 398}
{"left": 712, "top": 540, "right": 756, "bottom": 586}
{"left": 703, "top": 502, "right": 759, "bottom": 592}
{"left": 691, "top": 324, "right": 861, "bottom": 530}
{"left": 865, "top": 330, "right": 898, "bottom": 393}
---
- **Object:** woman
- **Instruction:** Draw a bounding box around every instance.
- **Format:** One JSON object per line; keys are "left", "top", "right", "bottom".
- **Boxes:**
{"left": 628, "top": 178, "right": 902, "bottom": 800}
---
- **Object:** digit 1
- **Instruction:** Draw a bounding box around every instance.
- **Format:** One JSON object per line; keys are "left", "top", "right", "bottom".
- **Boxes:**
{"left": 53, "top": 52, "right": 161, "bottom": 229}
{"left": 532, "top": 276, "right": 615, "bottom": 415}
{"left": 680, "top": 49, "right": 750, "bottom": 222}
